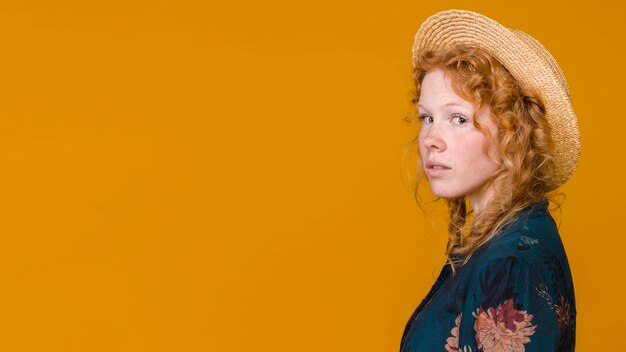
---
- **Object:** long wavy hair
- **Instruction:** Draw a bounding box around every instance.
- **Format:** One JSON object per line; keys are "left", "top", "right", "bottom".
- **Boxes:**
{"left": 406, "top": 46, "right": 557, "bottom": 273}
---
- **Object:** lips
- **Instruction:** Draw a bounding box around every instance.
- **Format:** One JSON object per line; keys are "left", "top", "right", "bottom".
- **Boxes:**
{"left": 425, "top": 161, "right": 451, "bottom": 177}
{"left": 426, "top": 161, "right": 451, "bottom": 170}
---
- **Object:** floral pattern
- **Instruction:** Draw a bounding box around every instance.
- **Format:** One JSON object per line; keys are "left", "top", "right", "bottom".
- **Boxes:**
{"left": 400, "top": 201, "right": 576, "bottom": 352}
{"left": 444, "top": 299, "right": 536, "bottom": 352}
{"left": 445, "top": 313, "right": 462, "bottom": 351}
{"left": 473, "top": 299, "right": 536, "bottom": 352}
{"left": 445, "top": 313, "right": 475, "bottom": 352}
{"left": 555, "top": 296, "right": 571, "bottom": 332}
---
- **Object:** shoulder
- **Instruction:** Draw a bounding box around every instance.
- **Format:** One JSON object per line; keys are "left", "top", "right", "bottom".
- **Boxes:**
{"left": 473, "top": 201, "right": 565, "bottom": 266}
{"left": 464, "top": 200, "right": 574, "bottom": 304}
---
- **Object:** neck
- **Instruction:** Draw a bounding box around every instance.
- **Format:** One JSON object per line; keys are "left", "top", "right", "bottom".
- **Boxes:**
{"left": 468, "top": 185, "right": 494, "bottom": 215}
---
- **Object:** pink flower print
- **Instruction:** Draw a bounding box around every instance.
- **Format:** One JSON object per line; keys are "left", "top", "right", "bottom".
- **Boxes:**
{"left": 472, "top": 299, "right": 536, "bottom": 352}
{"left": 445, "top": 312, "right": 462, "bottom": 351}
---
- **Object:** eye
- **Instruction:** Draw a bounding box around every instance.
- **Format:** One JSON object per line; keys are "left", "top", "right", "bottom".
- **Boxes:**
{"left": 419, "top": 115, "right": 433, "bottom": 124}
{"left": 451, "top": 114, "right": 467, "bottom": 125}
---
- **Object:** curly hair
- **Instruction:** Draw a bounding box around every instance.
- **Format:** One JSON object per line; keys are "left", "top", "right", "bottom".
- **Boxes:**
{"left": 407, "top": 46, "right": 557, "bottom": 273}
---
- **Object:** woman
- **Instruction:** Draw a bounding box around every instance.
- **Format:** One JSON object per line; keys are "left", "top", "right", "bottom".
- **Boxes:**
{"left": 400, "top": 10, "right": 578, "bottom": 352}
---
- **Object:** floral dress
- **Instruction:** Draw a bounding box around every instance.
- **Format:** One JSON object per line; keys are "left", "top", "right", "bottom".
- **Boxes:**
{"left": 400, "top": 201, "right": 576, "bottom": 352}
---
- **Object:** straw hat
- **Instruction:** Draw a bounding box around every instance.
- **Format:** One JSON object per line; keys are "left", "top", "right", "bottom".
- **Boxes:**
{"left": 412, "top": 9, "right": 580, "bottom": 188}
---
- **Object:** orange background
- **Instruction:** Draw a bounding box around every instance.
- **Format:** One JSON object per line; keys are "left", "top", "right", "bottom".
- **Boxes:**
{"left": 0, "top": 0, "right": 622, "bottom": 350}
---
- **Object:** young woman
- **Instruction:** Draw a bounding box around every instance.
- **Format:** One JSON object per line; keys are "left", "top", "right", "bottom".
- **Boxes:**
{"left": 400, "top": 10, "right": 579, "bottom": 352}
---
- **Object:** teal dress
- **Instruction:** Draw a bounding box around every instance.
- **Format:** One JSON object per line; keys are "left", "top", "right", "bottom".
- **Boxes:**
{"left": 400, "top": 201, "right": 576, "bottom": 352}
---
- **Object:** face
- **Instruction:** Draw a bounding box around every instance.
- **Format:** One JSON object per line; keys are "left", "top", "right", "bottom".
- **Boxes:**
{"left": 417, "top": 69, "right": 500, "bottom": 213}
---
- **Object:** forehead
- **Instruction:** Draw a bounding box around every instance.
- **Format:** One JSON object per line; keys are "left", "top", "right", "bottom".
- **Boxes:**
{"left": 418, "top": 69, "right": 474, "bottom": 109}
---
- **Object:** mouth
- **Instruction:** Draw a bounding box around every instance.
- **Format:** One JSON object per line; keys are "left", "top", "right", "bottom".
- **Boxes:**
{"left": 426, "top": 161, "right": 451, "bottom": 170}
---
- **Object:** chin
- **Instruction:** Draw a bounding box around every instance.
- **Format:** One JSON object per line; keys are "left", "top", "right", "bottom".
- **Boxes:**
{"left": 430, "top": 189, "right": 464, "bottom": 199}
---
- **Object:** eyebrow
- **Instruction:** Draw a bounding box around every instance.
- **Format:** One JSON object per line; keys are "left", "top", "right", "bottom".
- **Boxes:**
{"left": 417, "top": 101, "right": 472, "bottom": 110}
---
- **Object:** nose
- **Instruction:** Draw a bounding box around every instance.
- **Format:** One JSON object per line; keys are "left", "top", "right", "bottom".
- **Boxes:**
{"left": 420, "top": 122, "right": 446, "bottom": 152}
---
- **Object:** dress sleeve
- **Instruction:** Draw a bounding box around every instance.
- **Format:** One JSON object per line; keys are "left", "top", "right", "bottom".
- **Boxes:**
{"left": 451, "top": 256, "right": 575, "bottom": 352}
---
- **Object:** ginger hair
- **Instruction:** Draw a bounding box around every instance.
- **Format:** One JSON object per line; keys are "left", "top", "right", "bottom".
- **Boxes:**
{"left": 408, "top": 46, "right": 557, "bottom": 273}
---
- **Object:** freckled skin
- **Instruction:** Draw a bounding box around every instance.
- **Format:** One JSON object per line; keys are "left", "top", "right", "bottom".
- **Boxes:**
{"left": 418, "top": 69, "right": 500, "bottom": 213}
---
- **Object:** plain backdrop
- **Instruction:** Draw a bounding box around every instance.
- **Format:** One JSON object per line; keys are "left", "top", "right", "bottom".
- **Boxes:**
{"left": 0, "top": 0, "right": 622, "bottom": 350}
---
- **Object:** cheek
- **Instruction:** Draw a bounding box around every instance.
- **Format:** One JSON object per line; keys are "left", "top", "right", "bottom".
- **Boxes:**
{"left": 483, "top": 122, "right": 500, "bottom": 160}
{"left": 482, "top": 133, "right": 500, "bottom": 164}
{"left": 461, "top": 135, "right": 496, "bottom": 165}
{"left": 487, "top": 137, "right": 500, "bottom": 161}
